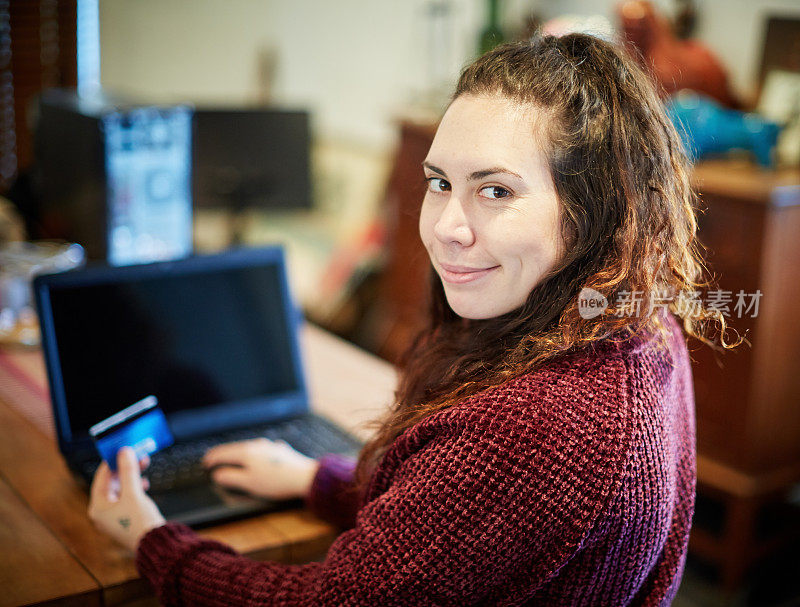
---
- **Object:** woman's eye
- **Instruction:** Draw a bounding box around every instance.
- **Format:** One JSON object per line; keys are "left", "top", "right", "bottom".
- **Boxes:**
{"left": 426, "top": 177, "right": 451, "bottom": 193}
{"left": 479, "top": 185, "right": 512, "bottom": 200}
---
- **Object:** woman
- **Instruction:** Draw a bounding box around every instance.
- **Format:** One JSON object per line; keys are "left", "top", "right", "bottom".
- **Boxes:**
{"left": 89, "top": 33, "right": 735, "bottom": 605}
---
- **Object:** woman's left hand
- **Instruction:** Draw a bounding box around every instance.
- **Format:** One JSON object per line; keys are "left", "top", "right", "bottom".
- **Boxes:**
{"left": 88, "top": 447, "right": 166, "bottom": 552}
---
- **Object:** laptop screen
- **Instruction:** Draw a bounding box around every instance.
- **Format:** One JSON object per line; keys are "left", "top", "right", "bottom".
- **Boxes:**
{"left": 35, "top": 247, "right": 308, "bottom": 457}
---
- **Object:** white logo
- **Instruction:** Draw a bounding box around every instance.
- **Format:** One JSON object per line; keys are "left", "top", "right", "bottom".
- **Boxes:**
{"left": 578, "top": 288, "right": 608, "bottom": 319}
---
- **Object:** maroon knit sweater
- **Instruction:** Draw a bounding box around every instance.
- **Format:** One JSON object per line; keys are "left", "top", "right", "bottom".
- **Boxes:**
{"left": 136, "top": 312, "right": 696, "bottom": 606}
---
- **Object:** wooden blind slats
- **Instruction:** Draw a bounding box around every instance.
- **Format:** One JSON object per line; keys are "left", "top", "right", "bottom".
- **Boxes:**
{"left": 1, "top": 0, "right": 76, "bottom": 192}
{"left": 0, "top": 0, "right": 15, "bottom": 189}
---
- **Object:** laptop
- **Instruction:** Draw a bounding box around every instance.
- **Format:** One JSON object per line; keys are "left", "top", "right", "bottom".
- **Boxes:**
{"left": 33, "top": 246, "right": 363, "bottom": 526}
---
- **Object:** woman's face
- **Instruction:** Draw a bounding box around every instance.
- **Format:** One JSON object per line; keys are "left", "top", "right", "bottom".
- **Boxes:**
{"left": 419, "top": 94, "right": 565, "bottom": 320}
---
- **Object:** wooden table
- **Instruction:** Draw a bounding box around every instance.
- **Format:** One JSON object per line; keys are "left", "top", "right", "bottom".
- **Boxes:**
{"left": 0, "top": 324, "right": 397, "bottom": 607}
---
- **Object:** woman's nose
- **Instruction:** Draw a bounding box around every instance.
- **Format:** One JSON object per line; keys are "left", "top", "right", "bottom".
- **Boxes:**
{"left": 433, "top": 196, "right": 475, "bottom": 247}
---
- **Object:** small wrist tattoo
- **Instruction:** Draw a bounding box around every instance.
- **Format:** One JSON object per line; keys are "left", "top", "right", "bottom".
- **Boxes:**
{"left": 119, "top": 517, "right": 131, "bottom": 530}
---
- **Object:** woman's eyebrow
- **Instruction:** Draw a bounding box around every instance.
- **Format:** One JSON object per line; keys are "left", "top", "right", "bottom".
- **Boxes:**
{"left": 422, "top": 162, "right": 522, "bottom": 181}
{"left": 422, "top": 161, "right": 447, "bottom": 177}
{"left": 468, "top": 167, "right": 523, "bottom": 181}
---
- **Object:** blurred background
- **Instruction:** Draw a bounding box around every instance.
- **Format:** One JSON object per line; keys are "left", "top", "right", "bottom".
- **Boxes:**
{"left": 1, "top": 1, "right": 799, "bottom": 605}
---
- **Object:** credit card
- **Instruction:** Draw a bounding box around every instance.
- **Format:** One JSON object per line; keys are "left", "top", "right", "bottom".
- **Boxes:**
{"left": 89, "top": 395, "right": 174, "bottom": 471}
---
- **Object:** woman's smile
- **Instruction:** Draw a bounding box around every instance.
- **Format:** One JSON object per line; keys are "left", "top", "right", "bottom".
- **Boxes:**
{"left": 437, "top": 262, "right": 500, "bottom": 284}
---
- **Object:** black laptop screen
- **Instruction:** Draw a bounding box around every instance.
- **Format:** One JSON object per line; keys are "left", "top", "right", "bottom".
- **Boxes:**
{"left": 44, "top": 260, "right": 303, "bottom": 443}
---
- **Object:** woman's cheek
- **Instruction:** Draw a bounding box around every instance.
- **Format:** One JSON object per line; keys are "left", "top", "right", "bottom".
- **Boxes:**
{"left": 418, "top": 201, "right": 436, "bottom": 251}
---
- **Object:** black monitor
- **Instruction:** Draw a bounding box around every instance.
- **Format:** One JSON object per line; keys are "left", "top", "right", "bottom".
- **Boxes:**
{"left": 192, "top": 109, "right": 312, "bottom": 212}
{"left": 33, "top": 246, "right": 308, "bottom": 462}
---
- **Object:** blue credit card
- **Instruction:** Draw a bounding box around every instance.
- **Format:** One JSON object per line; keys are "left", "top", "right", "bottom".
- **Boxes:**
{"left": 88, "top": 395, "right": 174, "bottom": 471}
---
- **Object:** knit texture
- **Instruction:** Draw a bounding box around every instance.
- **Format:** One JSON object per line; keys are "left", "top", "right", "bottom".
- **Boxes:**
{"left": 136, "top": 311, "right": 696, "bottom": 606}
{"left": 305, "top": 453, "right": 360, "bottom": 530}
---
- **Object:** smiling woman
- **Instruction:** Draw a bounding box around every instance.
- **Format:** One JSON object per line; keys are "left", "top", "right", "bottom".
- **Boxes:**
{"left": 90, "top": 33, "right": 737, "bottom": 606}
{"left": 419, "top": 95, "right": 565, "bottom": 320}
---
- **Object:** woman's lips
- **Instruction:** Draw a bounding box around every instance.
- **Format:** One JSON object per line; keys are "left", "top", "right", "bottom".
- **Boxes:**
{"left": 438, "top": 263, "right": 499, "bottom": 284}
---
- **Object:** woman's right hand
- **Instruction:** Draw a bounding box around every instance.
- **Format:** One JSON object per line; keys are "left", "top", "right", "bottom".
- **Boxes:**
{"left": 202, "top": 438, "right": 319, "bottom": 500}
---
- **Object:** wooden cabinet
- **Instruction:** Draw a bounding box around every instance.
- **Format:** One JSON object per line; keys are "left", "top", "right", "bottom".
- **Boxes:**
{"left": 362, "top": 121, "right": 435, "bottom": 364}
{"left": 687, "top": 160, "right": 800, "bottom": 592}
{"left": 690, "top": 160, "right": 800, "bottom": 476}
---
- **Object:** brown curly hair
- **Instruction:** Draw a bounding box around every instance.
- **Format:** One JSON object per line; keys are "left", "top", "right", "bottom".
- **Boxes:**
{"left": 353, "top": 33, "right": 740, "bottom": 491}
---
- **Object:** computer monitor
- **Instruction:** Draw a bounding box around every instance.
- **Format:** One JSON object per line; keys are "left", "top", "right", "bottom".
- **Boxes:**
{"left": 35, "top": 89, "right": 194, "bottom": 266}
{"left": 192, "top": 108, "right": 312, "bottom": 212}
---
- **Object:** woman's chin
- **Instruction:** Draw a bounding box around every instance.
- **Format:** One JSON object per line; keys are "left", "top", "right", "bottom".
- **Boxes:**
{"left": 445, "top": 297, "right": 500, "bottom": 320}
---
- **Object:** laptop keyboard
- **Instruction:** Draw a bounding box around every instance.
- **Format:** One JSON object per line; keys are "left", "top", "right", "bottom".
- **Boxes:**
{"left": 81, "top": 414, "right": 362, "bottom": 494}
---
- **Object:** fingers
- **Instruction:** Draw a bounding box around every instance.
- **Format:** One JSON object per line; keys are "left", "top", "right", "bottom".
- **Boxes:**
{"left": 117, "top": 447, "right": 144, "bottom": 496}
{"left": 202, "top": 442, "right": 243, "bottom": 467}
{"left": 90, "top": 461, "right": 112, "bottom": 504}
{"left": 203, "top": 439, "right": 264, "bottom": 468}
{"left": 210, "top": 466, "right": 251, "bottom": 492}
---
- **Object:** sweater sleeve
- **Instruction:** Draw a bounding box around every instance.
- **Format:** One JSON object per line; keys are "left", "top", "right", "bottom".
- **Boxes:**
{"left": 136, "top": 359, "right": 634, "bottom": 607}
{"left": 303, "top": 453, "right": 359, "bottom": 530}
